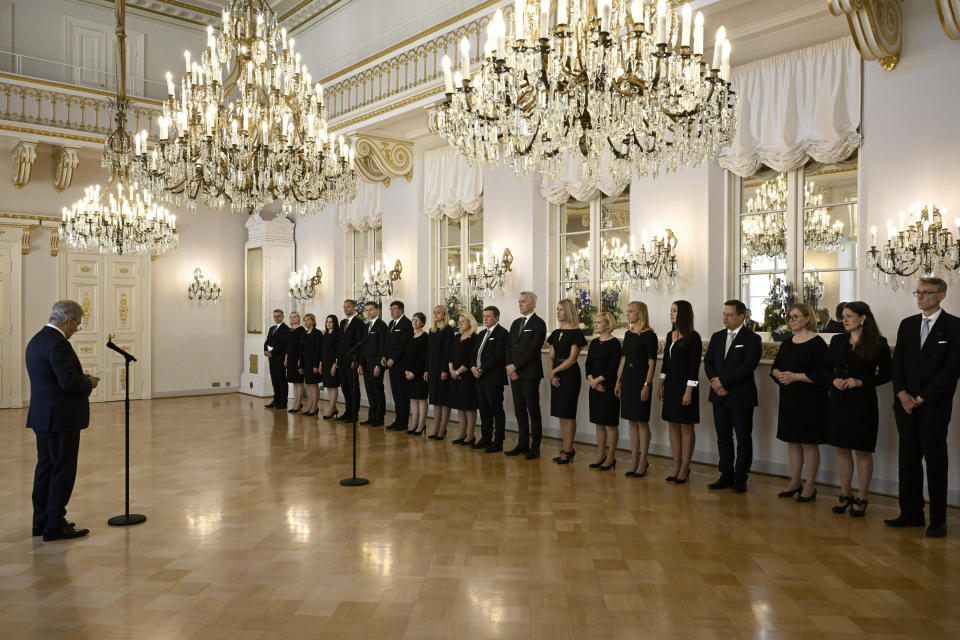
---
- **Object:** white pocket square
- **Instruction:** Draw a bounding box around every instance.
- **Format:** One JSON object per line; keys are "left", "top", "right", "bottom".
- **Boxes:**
{"left": 523, "top": 329, "right": 533, "bottom": 332}
{"left": 488, "top": 338, "right": 495, "bottom": 341}
{"left": 734, "top": 344, "right": 744, "bottom": 349}
{"left": 939, "top": 340, "right": 948, "bottom": 344}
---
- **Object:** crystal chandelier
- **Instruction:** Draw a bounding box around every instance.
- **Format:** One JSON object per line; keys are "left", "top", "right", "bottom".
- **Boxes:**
{"left": 602, "top": 230, "right": 678, "bottom": 290}
{"left": 867, "top": 202, "right": 959, "bottom": 290}
{"left": 565, "top": 245, "right": 591, "bottom": 282}
{"left": 130, "top": 0, "right": 358, "bottom": 215}
{"left": 187, "top": 267, "right": 222, "bottom": 302}
{"left": 60, "top": 0, "right": 178, "bottom": 257}
{"left": 742, "top": 212, "right": 786, "bottom": 261}
{"left": 801, "top": 270, "right": 824, "bottom": 306}
{"left": 468, "top": 247, "right": 514, "bottom": 297}
{"left": 289, "top": 265, "right": 322, "bottom": 301}
{"left": 362, "top": 259, "right": 403, "bottom": 299}
{"left": 435, "top": 0, "right": 737, "bottom": 182}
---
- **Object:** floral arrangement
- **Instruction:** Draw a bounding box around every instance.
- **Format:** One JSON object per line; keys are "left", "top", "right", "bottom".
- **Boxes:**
{"left": 444, "top": 291, "right": 485, "bottom": 324}
{"left": 470, "top": 294, "right": 484, "bottom": 323}
{"left": 763, "top": 279, "right": 795, "bottom": 340}
{"left": 572, "top": 287, "right": 597, "bottom": 330}
{"left": 601, "top": 286, "right": 623, "bottom": 324}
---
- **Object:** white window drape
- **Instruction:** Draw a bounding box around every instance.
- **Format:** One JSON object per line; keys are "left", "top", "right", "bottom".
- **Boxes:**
{"left": 423, "top": 146, "right": 483, "bottom": 220}
{"left": 338, "top": 180, "right": 383, "bottom": 231}
{"left": 540, "top": 152, "right": 630, "bottom": 204}
{"left": 719, "top": 37, "right": 862, "bottom": 178}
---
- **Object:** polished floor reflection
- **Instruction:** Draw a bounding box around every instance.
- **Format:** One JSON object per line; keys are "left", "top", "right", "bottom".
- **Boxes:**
{"left": 1, "top": 394, "right": 959, "bottom": 639}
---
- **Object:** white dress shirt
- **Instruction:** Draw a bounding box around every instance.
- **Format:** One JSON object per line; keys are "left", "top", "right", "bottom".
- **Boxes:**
{"left": 45, "top": 323, "right": 66, "bottom": 338}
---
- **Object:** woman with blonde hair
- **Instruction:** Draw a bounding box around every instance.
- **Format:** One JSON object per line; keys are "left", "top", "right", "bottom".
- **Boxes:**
{"left": 285, "top": 311, "right": 306, "bottom": 413}
{"left": 427, "top": 305, "right": 454, "bottom": 439}
{"left": 547, "top": 298, "right": 587, "bottom": 464}
{"left": 586, "top": 312, "right": 622, "bottom": 470}
{"left": 299, "top": 313, "right": 322, "bottom": 416}
{"left": 616, "top": 301, "right": 658, "bottom": 477}
{"left": 448, "top": 313, "right": 480, "bottom": 445}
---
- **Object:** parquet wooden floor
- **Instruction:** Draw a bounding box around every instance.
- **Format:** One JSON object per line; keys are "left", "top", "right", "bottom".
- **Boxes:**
{"left": 1, "top": 394, "right": 959, "bottom": 639}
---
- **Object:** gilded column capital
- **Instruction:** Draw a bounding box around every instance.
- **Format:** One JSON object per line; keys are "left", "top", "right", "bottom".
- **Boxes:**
{"left": 828, "top": 0, "right": 903, "bottom": 70}
{"left": 351, "top": 134, "right": 414, "bottom": 187}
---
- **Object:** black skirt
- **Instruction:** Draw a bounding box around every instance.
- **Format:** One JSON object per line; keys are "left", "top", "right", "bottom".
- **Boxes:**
{"left": 320, "top": 333, "right": 340, "bottom": 388}
{"left": 660, "top": 332, "right": 702, "bottom": 425}
{"left": 448, "top": 375, "right": 478, "bottom": 410}
{"left": 620, "top": 330, "right": 658, "bottom": 422}
{"left": 771, "top": 336, "right": 828, "bottom": 444}
{"left": 286, "top": 326, "right": 306, "bottom": 383}
{"left": 550, "top": 365, "right": 581, "bottom": 419}
{"left": 428, "top": 326, "right": 453, "bottom": 405}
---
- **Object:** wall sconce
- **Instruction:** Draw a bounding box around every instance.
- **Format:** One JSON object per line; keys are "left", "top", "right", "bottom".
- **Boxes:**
{"left": 867, "top": 201, "right": 957, "bottom": 290}
{"left": 289, "top": 265, "right": 322, "bottom": 301}
{"left": 468, "top": 246, "right": 512, "bottom": 297}
{"left": 187, "top": 267, "right": 221, "bottom": 303}
{"left": 603, "top": 228, "right": 679, "bottom": 291}
{"left": 363, "top": 259, "right": 403, "bottom": 299}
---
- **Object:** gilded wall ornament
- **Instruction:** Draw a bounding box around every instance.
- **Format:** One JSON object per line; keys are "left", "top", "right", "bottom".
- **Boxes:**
{"left": 11, "top": 141, "right": 38, "bottom": 188}
{"left": 351, "top": 135, "right": 414, "bottom": 187}
{"left": 53, "top": 147, "right": 80, "bottom": 192}
{"left": 937, "top": 0, "right": 960, "bottom": 39}
{"left": 828, "top": 0, "right": 903, "bottom": 71}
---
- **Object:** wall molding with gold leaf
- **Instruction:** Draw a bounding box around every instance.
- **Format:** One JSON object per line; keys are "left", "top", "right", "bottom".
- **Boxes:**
{"left": 351, "top": 134, "right": 414, "bottom": 186}
{"left": 828, "top": 0, "right": 904, "bottom": 71}
{"left": 938, "top": 0, "right": 960, "bottom": 39}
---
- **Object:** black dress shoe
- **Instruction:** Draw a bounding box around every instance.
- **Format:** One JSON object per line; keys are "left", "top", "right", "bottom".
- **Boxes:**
{"left": 288, "top": 406, "right": 303, "bottom": 413}
{"left": 732, "top": 479, "right": 748, "bottom": 494}
{"left": 926, "top": 522, "right": 947, "bottom": 538}
{"left": 471, "top": 439, "right": 491, "bottom": 450}
{"left": 42, "top": 524, "right": 89, "bottom": 541}
{"left": 360, "top": 419, "right": 373, "bottom": 425}
{"left": 484, "top": 442, "right": 503, "bottom": 453}
{"left": 369, "top": 421, "right": 384, "bottom": 427}
{"left": 33, "top": 521, "right": 75, "bottom": 536}
{"left": 524, "top": 450, "right": 540, "bottom": 460}
{"left": 264, "top": 402, "right": 277, "bottom": 408}
{"left": 388, "top": 425, "right": 407, "bottom": 431}
{"left": 504, "top": 446, "right": 529, "bottom": 457}
{"left": 276, "top": 405, "right": 287, "bottom": 410}
{"left": 451, "top": 437, "right": 466, "bottom": 445}
{"left": 336, "top": 415, "right": 352, "bottom": 422}
{"left": 884, "top": 514, "right": 926, "bottom": 528}
{"left": 778, "top": 487, "right": 801, "bottom": 498}
{"left": 708, "top": 474, "right": 735, "bottom": 490}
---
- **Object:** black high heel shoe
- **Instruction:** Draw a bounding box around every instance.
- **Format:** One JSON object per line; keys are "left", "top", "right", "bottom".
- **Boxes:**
{"left": 589, "top": 458, "right": 606, "bottom": 469}
{"left": 673, "top": 470, "right": 690, "bottom": 484}
{"left": 778, "top": 486, "right": 802, "bottom": 498}
{"left": 665, "top": 471, "right": 680, "bottom": 482}
{"left": 796, "top": 489, "right": 817, "bottom": 503}
{"left": 598, "top": 459, "right": 616, "bottom": 471}
{"left": 832, "top": 495, "right": 853, "bottom": 514}
{"left": 302, "top": 409, "right": 319, "bottom": 417}
{"left": 460, "top": 438, "right": 475, "bottom": 446}
{"left": 555, "top": 450, "right": 576, "bottom": 465}
{"left": 850, "top": 497, "right": 869, "bottom": 517}
{"left": 322, "top": 409, "right": 339, "bottom": 420}
{"left": 288, "top": 405, "right": 303, "bottom": 414}
{"left": 635, "top": 461, "right": 650, "bottom": 478}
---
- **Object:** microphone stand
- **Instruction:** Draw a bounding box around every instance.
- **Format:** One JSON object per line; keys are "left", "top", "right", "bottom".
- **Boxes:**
{"left": 340, "top": 332, "right": 369, "bottom": 487}
{"left": 106, "top": 335, "right": 147, "bottom": 526}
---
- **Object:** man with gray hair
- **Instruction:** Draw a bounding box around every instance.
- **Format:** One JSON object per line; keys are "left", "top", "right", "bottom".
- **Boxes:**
{"left": 505, "top": 291, "right": 547, "bottom": 459}
{"left": 25, "top": 300, "right": 99, "bottom": 541}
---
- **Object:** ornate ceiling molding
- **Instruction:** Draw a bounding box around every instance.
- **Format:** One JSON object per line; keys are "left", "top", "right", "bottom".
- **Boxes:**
{"left": 53, "top": 147, "right": 80, "bottom": 192}
{"left": 351, "top": 135, "right": 413, "bottom": 187}
{"left": 828, "top": 0, "right": 903, "bottom": 71}
{"left": 111, "top": 0, "right": 344, "bottom": 31}
{"left": 937, "top": 0, "right": 960, "bottom": 39}
{"left": 11, "top": 141, "right": 38, "bottom": 188}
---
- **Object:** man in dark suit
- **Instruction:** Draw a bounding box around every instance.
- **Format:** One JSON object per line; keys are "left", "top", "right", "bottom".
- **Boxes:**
{"left": 703, "top": 299, "right": 763, "bottom": 494}
{"left": 886, "top": 277, "right": 960, "bottom": 538}
{"left": 381, "top": 300, "right": 413, "bottom": 431}
{"left": 25, "top": 300, "right": 98, "bottom": 541}
{"left": 472, "top": 306, "right": 509, "bottom": 452}
{"left": 263, "top": 309, "right": 290, "bottom": 409}
{"left": 359, "top": 300, "right": 388, "bottom": 427}
{"left": 824, "top": 302, "right": 846, "bottom": 333}
{"left": 743, "top": 308, "right": 761, "bottom": 332}
{"left": 505, "top": 291, "right": 547, "bottom": 459}
{"left": 335, "top": 299, "right": 365, "bottom": 423}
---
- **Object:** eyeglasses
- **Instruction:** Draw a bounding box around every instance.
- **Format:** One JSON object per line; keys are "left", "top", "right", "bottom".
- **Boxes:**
{"left": 787, "top": 314, "right": 803, "bottom": 320}
{"left": 913, "top": 290, "right": 940, "bottom": 297}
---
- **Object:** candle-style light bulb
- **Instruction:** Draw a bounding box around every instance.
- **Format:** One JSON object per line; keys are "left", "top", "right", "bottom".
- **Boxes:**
{"left": 712, "top": 26, "right": 726, "bottom": 69}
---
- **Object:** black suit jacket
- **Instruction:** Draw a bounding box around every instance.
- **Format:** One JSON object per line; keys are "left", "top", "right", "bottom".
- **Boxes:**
{"left": 506, "top": 313, "right": 547, "bottom": 379}
{"left": 703, "top": 326, "right": 762, "bottom": 407}
{"left": 336, "top": 315, "right": 365, "bottom": 366}
{"left": 892, "top": 311, "right": 960, "bottom": 408}
{"left": 474, "top": 325, "right": 509, "bottom": 386}
{"left": 824, "top": 319, "right": 845, "bottom": 333}
{"left": 382, "top": 316, "right": 413, "bottom": 366}
{"left": 360, "top": 318, "right": 388, "bottom": 369}
{"left": 25, "top": 326, "right": 93, "bottom": 432}
{"left": 264, "top": 322, "right": 290, "bottom": 358}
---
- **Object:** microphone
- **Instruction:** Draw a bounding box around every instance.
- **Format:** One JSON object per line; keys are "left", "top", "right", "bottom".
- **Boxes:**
{"left": 106, "top": 336, "right": 137, "bottom": 362}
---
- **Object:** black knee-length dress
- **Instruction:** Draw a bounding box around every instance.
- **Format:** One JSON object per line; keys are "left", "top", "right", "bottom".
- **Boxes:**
{"left": 448, "top": 333, "right": 478, "bottom": 411}
{"left": 547, "top": 328, "right": 587, "bottom": 419}
{"left": 823, "top": 334, "right": 892, "bottom": 452}
{"left": 770, "top": 335, "right": 828, "bottom": 444}
{"left": 300, "top": 328, "right": 322, "bottom": 385}
{"left": 404, "top": 331, "right": 429, "bottom": 400}
{"left": 660, "top": 331, "right": 702, "bottom": 424}
{"left": 427, "top": 325, "right": 454, "bottom": 405}
{"left": 620, "top": 329, "right": 658, "bottom": 422}
{"left": 286, "top": 325, "right": 306, "bottom": 383}
{"left": 585, "top": 336, "right": 622, "bottom": 426}
{"left": 320, "top": 331, "right": 341, "bottom": 389}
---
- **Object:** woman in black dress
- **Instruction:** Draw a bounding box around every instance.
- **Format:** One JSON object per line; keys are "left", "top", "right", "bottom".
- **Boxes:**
{"left": 657, "top": 300, "right": 701, "bottom": 484}
{"left": 616, "top": 301, "right": 658, "bottom": 478}
{"left": 547, "top": 299, "right": 586, "bottom": 464}
{"left": 770, "top": 303, "right": 828, "bottom": 501}
{"left": 298, "top": 314, "right": 322, "bottom": 416}
{"left": 823, "top": 301, "right": 891, "bottom": 517}
{"left": 586, "top": 312, "right": 622, "bottom": 471}
{"left": 448, "top": 313, "right": 479, "bottom": 445}
{"left": 284, "top": 311, "right": 306, "bottom": 413}
{"left": 320, "top": 314, "right": 341, "bottom": 419}
{"left": 404, "top": 312, "right": 430, "bottom": 436}
{"left": 427, "top": 305, "right": 454, "bottom": 440}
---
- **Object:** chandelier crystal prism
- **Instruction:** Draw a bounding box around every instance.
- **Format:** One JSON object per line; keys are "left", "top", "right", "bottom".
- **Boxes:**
{"left": 131, "top": 0, "right": 358, "bottom": 214}
{"left": 435, "top": 0, "right": 738, "bottom": 182}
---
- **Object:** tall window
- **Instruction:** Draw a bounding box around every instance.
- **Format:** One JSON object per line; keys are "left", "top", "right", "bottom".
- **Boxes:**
{"left": 556, "top": 187, "right": 631, "bottom": 330}
{"left": 435, "top": 212, "right": 483, "bottom": 322}
{"left": 347, "top": 227, "right": 382, "bottom": 305}
{"left": 736, "top": 153, "right": 858, "bottom": 330}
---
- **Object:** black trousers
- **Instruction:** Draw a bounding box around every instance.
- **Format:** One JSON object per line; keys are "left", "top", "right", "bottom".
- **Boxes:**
{"left": 895, "top": 402, "right": 950, "bottom": 525}
{"left": 362, "top": 363, "right": 385, "bottom": 421}
{"left": 388, "top": 366, "right": 409, "bottom": 425}
{"left": 268, "top": 353, "right": 287, "bottom": 406}
{"left": 32, "top": 429, "right": 81, "bottom": 531}
{"left": 511, "top": 377, "right": 543, "bottom": 450}
{"left": 713, "top": 402, "right": 754, "bottom": 478}
{"left": 477, "top": 377, "right": 506, "bottom": 444}
{"left": 341, "top": 364, "right": 361, "bottom": 419}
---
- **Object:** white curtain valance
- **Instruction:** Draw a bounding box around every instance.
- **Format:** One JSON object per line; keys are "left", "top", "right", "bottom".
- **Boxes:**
{"left": 539, "top": 152, "right": 630, "bottom": 205}
{"left": 719, "top": 37, "right": 862, "bottom": 178}
{"left": 338, "top": 180, "right": 383, "bottom": 231}
{"left": 423, "top": 146, "right": 483, "bottom": 220}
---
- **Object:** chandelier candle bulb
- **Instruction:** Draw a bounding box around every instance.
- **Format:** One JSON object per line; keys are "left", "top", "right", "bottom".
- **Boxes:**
{"left": 600, "top": 0, "right": 612, "bottom": 32}
{"left": 681, "top": 4, "right": 692, "bottom": 47}
{"left": 871, "top": 226, "right": 877, "bottom": 246}
{"left": 559, "top": 0, "right": 569, "bottom": 25}
{"left": 515, "top": 0, "right": 526, "bottom": 39}
{"left": 656, "top": 0, "right": 667, "bottom": 44}
{"left": 541, "top": 2, "right": 550, "bottom": 37}
{"left": 460, "top": 37, "right": 471, "bottom": 80}
{"left": 712, "top": 26, "right": 725, "bottom": 68}
{"left": 694, "top": 11, "right": 704, "bottom": 54}
{"left": 629, "top": 0, "right": 641, "bottom": 25}
{"left": 184, "top": 50, "right": 191, "bottom": 73}
{"left": 721, "top": 40, "right": 731, "bottom": 81}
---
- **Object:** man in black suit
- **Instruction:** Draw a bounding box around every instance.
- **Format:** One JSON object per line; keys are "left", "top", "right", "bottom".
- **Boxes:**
{"left": 824, "top": 302, "right": 846, "bottom": 333}
{"left": 703, "top": 299, "right": 763, "bottom": 494}
{"left": 381, "top": 300, "right": 413, "bottom": 431}
{"left": 335, "top": 299, "right": 365, "bottom": 423}
{"left": 472, "top": 306, "right": 509, "bottom": 452}
{"left": 505, "top": 291, "right": 548, "bottom": 459}
{"left": 358, "top": 300, "right": 388, "bottom": 427}
{"left": 25, "top": 300, "right": 98, "bottom": 541}
{"left": 263, "top": 309, "right": 290, "bottom": 409}
{"left": 886, "top": 277, "right": 960, "bottom": 538}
